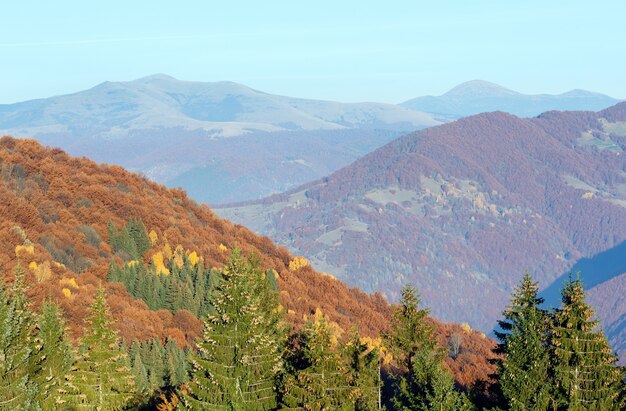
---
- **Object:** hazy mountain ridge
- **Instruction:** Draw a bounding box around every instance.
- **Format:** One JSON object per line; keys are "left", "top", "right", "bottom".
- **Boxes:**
{"left": 0, "top": 75, "right": 441, "bottom": 203}
{"left": 401, "top": 80, "right": 621, "bottom": 118}
{"left": 217, "top": 103, "right": 626, "bottom": 361}
{"left": 1, "top": 76, "right": 621, "bottom": 204}
{"left": 0, "top": 74, "right": 440, "bottom": 138}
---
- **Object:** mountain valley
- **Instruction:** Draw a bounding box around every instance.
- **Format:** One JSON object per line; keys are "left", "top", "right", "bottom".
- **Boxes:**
{"left": 218, "top": 103, "right": 626, "bottom": 362}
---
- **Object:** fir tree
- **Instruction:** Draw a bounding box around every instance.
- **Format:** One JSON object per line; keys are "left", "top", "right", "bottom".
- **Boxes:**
{"left": 130, "top": 340, "right": 149, "bottom": 394}
{"left": 0, "top": 270, "right": 41, "bottom": 410}
{"left": 281, "top": 311, "right": 355, "bottom": 410}
{"left": 126, "top": 218, "right": 150, "bottom": 258}
{"left": 118, "top": 225, "right": 139, "bottom": 261}
{"left": 60, "top": 286, "right": 136, "bottom": 410}
{"left": 181, "top": 251, "right": 285, "bottom": 410}
{"left": 36, "top": 299, "right": 74, "bottom": 410}
{"left": 345, "top": 329, "right": 381, "bottom": 411}
{"left": 164, "top": 338, "right": 188, "bottom": 388}
{"left": 385, "top": 285, "right": 470, "bottom": 411}
{"left": 144, "top": 339, "right": 166, "bottom": 392}
{"left": 107, "top": 221, "right": 120, "bottom": 251}
{"left": 493, "top": 273, "right": 551, "bottom": 410}
{"left": 265, "top": 269, "right": 279, "bottom": 292}
{"left": 550, "top": 276, "right": 623, "bottom": 410}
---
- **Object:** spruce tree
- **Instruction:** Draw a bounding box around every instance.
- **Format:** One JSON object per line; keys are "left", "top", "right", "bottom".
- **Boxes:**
{"left": 493, "top": 272, "right": 551, "bottom": 410}
{"left": 164, "top": 338, "right": 188, "bottom": 388}
{"left": 60, "top": 286, "right": 136, "bottom": 410}
{"left": 118, "top": 225, "right": 139, "bottom": 261}
{"left": 36, "top": 299, "right": 74, "bottom": 409}
{"left": 126, "top": 218, "right": 150, "bottom": 257}
{"left": 107, "top": 221, "right": 120, "bottom": 251}
{"left": 181, "top": 251, "right": 285, "bottom": 410}
{"left": 385, "top": 285, "right": 470, "bottom": 411}
{"left": 130, "top": 340, "right": 149, "bottom": 394}
{"left": 144, "top": 339, "right": 166, "bottom": 392}
{"left": 345, "top": 329, "right": 381, "bottom": 411}
{"left": 0, "top": 270, "right": 41, "bottom": 410}
{"left": 550, "top": 276, "right": 623, "bottom": 410}
{"left": 281, "top": 312, "right": 355, "bottom": 410}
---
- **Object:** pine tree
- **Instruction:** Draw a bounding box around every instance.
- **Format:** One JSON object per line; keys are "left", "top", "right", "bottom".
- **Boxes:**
{"left": 281, "top": 311, "right": 355, "bottom": 410}
{"left": 181, "top": 251, "right": 285, "bottom": 410}
{"left": 550, "top": 276, "right": 623, "bottom": 410}
{"left": 0, "top": 270, "right": 42, "bottom": 410}
{"left": 36, "top": 299, "right": 74, "bottom": 410}
{"left": 60, "top": 286, "right": 136, "bottom": 410}
{"left": 493, "top": 272, "right": 551, "bottom": 410}
{"left": 385, "top": 285, "right": 470, "bottom": 411}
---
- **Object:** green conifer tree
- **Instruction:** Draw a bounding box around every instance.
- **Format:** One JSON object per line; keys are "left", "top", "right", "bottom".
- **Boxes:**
{"left": 180, "top": 251, "right": 285, "bottom": 410}
{"left": 126, "top": 218, "right": 150, "bottom": 257}
{"left": 36, "top": 299, "right": 74, "bottom": 410}
{"left": 118, "top": 225, "right": 139, "bottom": 261}
{"left": 385, "top": 285, "right": 470, "bottom": 411}
{"left": 107, "top": 221, "right": 120, "bottom": 251}
{"left": 0, "top": 270, "right": 41, "bottom": 410}
{"left": 265, "top": 269, "right": 279, "bottom": 292}
{"left": 281, "top": 313, "right": 355, "bottom": 410}
{"left": 164, "top": 338, "right": 188, "bottom": 388}
{"left": 132, "top": 349, "right": 150, "bottom": 395}
{"left": 145, "top": 339, "right": 166, "bottom": 392}
{"left": 345, "top": 329, "right": 381, "bottom": 411}
{"left": 493, "top": 272, "right": 551, "bottom": 410}
{"left": 130, "top": 340, "right": 149, "bottom": 394}
{"left": 550, "top": 276, "right": 623, "bottom": 410}
{"left": 60, "top": 286, "right": 136, "bottom": 410}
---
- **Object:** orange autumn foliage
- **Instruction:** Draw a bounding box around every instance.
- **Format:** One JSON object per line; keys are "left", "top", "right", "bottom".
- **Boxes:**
{"left": 0, "top": 137, "right": 496, "bottom": 388}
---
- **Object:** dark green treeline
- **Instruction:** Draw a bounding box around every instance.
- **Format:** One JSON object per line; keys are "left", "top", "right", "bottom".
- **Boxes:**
{"left": 1, "top": 249, "right": 624, "bottom": 409}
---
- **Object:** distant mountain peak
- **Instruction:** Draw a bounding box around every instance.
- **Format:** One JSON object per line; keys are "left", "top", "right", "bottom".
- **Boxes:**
{"left": 401, "top": 80, "right": 619, "bottom": 118}
{"left": 443, "top": 80, "right": 520, "bottom": 98}
{"left": 134, "top": 73, "right": 178, "bottom": 83}
{"left": 560, "top": 89, "right": 606, "bottom": 98}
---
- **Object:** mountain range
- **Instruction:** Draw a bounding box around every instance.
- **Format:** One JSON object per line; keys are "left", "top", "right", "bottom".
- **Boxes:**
{"left": 401, "top": 80, "right": 621, "bottom": 118}
{"left": 217, "top": 103, "right": 626, "bottom": 362}
{"left": 1, "top": 76, "right": 621, "bottom": 203}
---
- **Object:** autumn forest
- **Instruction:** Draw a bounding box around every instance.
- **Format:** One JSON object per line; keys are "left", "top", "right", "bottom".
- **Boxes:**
{"left": 0, "top": 136, "right": 624, "bottom": 410}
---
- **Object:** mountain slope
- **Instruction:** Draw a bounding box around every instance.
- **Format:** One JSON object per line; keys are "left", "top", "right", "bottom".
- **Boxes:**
{"left": 217, "top": 103, "right": 626, "bottom": 361}
{"left": 401, "top": 80, "right": 621, "bottom": 118}
{"left": 0, "top": 136, "right": 496, "bottom": 387}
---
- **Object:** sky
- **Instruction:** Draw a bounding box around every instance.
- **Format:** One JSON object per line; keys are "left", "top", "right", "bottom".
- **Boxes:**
{"left": 1, "top": 0, "right": 625, "bottom": 104}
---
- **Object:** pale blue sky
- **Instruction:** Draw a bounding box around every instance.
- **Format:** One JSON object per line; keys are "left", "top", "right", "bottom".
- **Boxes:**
{"left": 1, "top": 0, "right": 625, "bottom": 103}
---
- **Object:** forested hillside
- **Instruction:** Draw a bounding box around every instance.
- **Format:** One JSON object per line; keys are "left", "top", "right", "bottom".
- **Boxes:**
{"left": 218, "top": 103, "right": 626, "bottom": 363}
{"left": 0, "top": 136, "right": 495, "bottom": 395}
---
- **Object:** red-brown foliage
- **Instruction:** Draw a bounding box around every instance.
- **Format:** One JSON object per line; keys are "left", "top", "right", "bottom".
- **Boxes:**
{"left": 0, "top": 136, "right": 496, "bottom": 387}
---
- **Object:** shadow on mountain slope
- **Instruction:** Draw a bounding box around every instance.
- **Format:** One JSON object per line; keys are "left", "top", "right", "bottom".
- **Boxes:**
{"left": 540, "top": 239, "right": 626, "bottom": 308}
